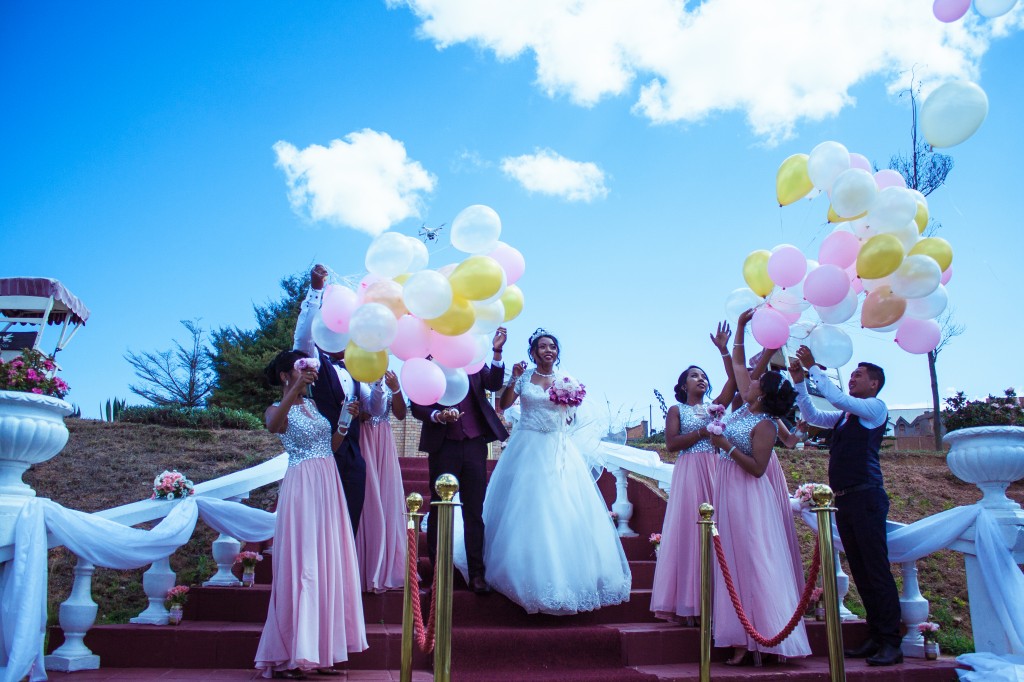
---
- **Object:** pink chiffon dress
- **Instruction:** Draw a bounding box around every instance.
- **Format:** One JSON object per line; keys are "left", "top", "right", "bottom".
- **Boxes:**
{"left": 255, "top": 399, "right": 368, "bottom": 677}
{"left": 355, "top": 384, "right": 407, "bottom": 592}
{"left": 712, "top": 406, "right": 810, "bottom": 658}
{"left": 650, "top": 402, "right": 718, "bottom": 620}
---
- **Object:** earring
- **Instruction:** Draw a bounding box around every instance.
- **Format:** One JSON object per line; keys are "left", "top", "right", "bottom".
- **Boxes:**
{"left": 757, "top": 396, "right": 763, "bottom": 402}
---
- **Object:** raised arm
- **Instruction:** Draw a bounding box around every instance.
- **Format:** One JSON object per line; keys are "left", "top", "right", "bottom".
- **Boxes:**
{"left": 294, "top": 264, "right": 328, "bottom": 355}
{"left": 710, "top": 321, "right": 738, "bottom": 406}
{"left": 731, "top": 309, "right": 754, "bottom": 396}
{"left": 789, "top": 352, "right": 843, "bottom": 428}
{"left": 499, "top": 361, "right": 526, "bottom": 410}
{"left": 384, "top": 370, "right": 407, "bottom": 420}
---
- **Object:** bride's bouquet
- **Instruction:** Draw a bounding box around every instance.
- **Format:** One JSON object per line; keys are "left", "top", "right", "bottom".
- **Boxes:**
{"left": 548, "top": 375, "right": 587, "bottom": 407}
{"left": 705, "top": 404, "right": 727, "bottom": 435}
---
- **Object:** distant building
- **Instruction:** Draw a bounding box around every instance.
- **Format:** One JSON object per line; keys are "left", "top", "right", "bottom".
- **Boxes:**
{"left": 626, "top": 420, "right": 648, "bottom": 441}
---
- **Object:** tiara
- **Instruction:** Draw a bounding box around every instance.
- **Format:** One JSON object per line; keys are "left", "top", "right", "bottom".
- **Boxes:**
{"left": 529, "top": 328, "right": 554, "bottom": 345}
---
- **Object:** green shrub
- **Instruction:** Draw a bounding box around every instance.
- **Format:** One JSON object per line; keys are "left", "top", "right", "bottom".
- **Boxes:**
{"left": 119, "top": 406, "right": 263, "bottom": 430}
{"left": 943, "top": 389, "right": 1024, "bottom": 432}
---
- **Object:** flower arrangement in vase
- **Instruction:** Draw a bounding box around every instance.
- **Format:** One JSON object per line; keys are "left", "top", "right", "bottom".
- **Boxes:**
{"left": 235, "top": 550, "right": 263, "bottom": 587}
{"left": 152, "top": 470, "right": 195, "bottom": 500}
{"left": 918, "top": 621, "right": 940, "bottom": 659}
{"left": 810, "top": 587, "right": 824, "bottom": 620}
{"left": 0, "top": 348, "right": 70, "bottom": 398}
{"left": 165, "top": 585, "right": 189, "bottom": 625}
{"left": 649, "top": 532, "right": 662, "bottom": 558}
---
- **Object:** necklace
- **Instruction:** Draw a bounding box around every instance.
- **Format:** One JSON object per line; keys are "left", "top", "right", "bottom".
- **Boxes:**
{"left": 535, "top": 369, "right": 555, "bottom": 377}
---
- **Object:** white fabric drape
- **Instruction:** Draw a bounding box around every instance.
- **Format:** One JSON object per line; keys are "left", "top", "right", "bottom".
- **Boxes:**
{"left": 1, "top": 496, "right": 276, "bottom": 682}
{"left": 957, "top": 652, "right": 1024, "bottom": 681}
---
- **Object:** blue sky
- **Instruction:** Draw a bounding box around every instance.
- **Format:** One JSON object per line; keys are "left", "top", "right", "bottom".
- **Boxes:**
{"left": 3, "top": 1, "right": 1022, "bottom": 427}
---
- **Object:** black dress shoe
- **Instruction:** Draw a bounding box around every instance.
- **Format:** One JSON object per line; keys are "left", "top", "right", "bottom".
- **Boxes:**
{"left": 469, "top": 576, "right": 491, "bottom": 594}
{"left": 844, "top": 638, "right": 880, "bottom": 658}
{"left": 866, "top": 642, "right": 904, "bottom": 666}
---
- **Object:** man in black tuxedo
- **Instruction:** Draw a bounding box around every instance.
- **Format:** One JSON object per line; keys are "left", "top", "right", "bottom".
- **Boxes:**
{"left": 294, "top": 264, "right": 366, "bottom": 533}
{"left": 410, "top": 328, "right": 509, "bottom": 594}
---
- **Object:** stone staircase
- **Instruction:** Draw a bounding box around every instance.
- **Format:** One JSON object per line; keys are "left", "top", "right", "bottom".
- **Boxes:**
{"left": 47, "top": 457, "right": 962, "bottom": 680}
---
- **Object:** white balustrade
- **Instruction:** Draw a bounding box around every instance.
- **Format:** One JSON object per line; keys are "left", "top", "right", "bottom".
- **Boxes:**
{"left": 610, "top": 467, "right": 638, "bottom": 537}
{"left": 130, "top": 556, "right": 177, "bottom": 625}
{"left": 899, "top": 561, "right": 930, "bottom": 658}
{"left": 204, "top": 493, "right": 250, "bottom": 586}
{"left": 44, "top": 558, "right": 100, "bottom": 672}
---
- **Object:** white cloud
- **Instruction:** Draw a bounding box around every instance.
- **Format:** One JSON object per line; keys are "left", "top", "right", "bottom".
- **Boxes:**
{"left": 500, "top": 148, "right": 608, "bottom": 201}
{"left": 273, "top": 129, "right": 437, "bottom": 236}
{"left": 390, "top": 0, "right": 1021, "bottom": 142}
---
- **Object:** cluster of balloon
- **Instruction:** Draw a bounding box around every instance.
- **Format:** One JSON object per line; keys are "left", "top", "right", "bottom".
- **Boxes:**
{"left": 732, "top": 141, "right": 957, "bottom": 366}
{"left": 311, "top": 204, "right": 526, "bottom": 407}
{"left": 934, "top": 0, "right": 1018, "bottom": 22}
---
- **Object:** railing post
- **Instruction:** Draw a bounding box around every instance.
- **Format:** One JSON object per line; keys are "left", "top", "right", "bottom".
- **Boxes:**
{"left": 130, "top": 556, "right": 176, "bottom": 625}
{"left": 812, "top": 484, "right": 846, "bottom": 682}
{"left": 610, "top": 467, "right": 638, "bottom": 537}
{"left": 898, "top": 560, "right": 929, "bottom": 658}
{"left": 44, "top": 558, "right": 100, "bottom": 672}
{"left": 204, "top": 494, "right": 248, "bottom": 586}
{"left": 400, "top": 492, "right": 424, "bottom": 682}
{"left": 697, "top": 502, "right": 714, "bottom": 682}
{"left": 432, "top": 474, "right": 460, "bottom": 682}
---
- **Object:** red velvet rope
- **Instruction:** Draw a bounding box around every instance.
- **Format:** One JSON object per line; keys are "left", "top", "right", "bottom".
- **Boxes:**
{"left": 408, "top": 527, "right": 437, "bottom": 653}
{"left": 713, "top": 534, "right": 822, "bottom": 648}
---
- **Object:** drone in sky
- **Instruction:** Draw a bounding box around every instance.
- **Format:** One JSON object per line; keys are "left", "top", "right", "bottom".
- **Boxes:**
{"left": 419, "top": 223, "right": 445, "bottom": 242}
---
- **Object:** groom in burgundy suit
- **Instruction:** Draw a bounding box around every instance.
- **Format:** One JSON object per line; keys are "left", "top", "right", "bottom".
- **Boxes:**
{"left": 410, "top": 328, "right": 509, "bottom": 594}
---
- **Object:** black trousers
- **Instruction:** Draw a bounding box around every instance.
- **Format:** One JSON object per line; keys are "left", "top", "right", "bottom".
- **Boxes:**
{"left": 334, "top": 446, "right": 366, "bottom": 534}
{"left": 835, "top": 486, "right": 902, "bottom": 647}
{"left": 427, "top": 437, "right": 488, "bottom": 580}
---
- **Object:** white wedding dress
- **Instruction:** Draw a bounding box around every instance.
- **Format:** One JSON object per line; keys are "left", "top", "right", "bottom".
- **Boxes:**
{"left": 481, "top": 369, "right": 632, "bottom": 615}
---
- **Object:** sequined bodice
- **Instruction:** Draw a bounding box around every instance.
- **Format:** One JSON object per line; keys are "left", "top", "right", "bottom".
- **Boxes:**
{"left": 677, "top": 403, "right": 715, "bottom": 455}
{"left": 720, "top": 405, "right": 776, "bottom": 460}
{"left": 514, "top": 369, "right": 568, "bottom": 433}
{"left": 277, "top": 400, "right": 335, "bottom": 467}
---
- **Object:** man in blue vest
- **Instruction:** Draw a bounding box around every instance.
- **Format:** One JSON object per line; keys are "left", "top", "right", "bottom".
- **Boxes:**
{"left": 790, "top": 347, "right": 902, "bottom": 667}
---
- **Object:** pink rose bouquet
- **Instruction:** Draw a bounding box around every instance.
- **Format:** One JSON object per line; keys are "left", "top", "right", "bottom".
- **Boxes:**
{"left": 706, "top": 404, "right": 726, "bottom": 435}
{"left": 793, "top": 482, "right": 817, "bottom": 509}
{"left": 234, "top": 551, "right": 263, "bottom": 569}
{"left": 152, "top": 470, "right": 195, "bottom": 500}
{"left": 294, "top": 357, "right": 321, "bottom": 373}
{"left": 649, "top": 532, "right": 662, "bottom": 547}
{"left": 918, "top": 621, "right": 940, "bottom": 642}
{"left": 548, "top": 375, "right": 586, "bottom": 407}
{"left": 165, "top": 585, "right": 189, "bottom": 607}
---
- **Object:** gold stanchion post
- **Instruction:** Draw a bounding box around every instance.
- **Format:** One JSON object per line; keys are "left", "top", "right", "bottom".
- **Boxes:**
{"left": 432, "top": 474, "right": 460, "bottom": 682}
{"left": 812, "top": 484, "right": 846, "bottom": 682}
{"left": 400, "top": 492, "right": 424, "bottom": 682}
{"left": 698, "top": 502, "right": 714, "bottom": 682}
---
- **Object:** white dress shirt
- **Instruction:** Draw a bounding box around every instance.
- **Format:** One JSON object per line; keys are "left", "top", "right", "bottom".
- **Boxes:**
{"left": 794, "top": 365, "right": 887, "bottom": 430}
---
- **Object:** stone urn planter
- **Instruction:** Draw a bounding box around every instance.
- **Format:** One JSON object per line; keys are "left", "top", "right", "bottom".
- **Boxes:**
{"left": 944, "top": 426, "right": 1024, "bottom": 510}
{"left": 0, "top": 389, "right": 73, "bottom": 497}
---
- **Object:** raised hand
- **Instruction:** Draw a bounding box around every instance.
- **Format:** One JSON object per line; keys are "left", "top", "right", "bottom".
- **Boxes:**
{"left": 710, "top": 321, "right": 732, "bottom": 352}
{"left": 737, "top": 308, "right": 755, "bottom": 327}
{"left": 384, "top": 369, "right": 400, "bottom": 392}
{"left": 795, "top": 345, "right": 816, "bottom": 369}
{"left": 510, "top": 361, "right": 527, "bottom": 379}
{"left": 492, "top": 327, "right": 508, "bottom": 352}
{"left": 311, "top": 264, "right": 329, "bottom": 290}
{"left": 788, "top": 357, "right": 806, "bottom": 383}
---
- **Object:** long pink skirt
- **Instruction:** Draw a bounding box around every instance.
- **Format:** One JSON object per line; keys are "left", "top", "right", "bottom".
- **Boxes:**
{"left": 765, "top": 453, "right": 805, "bottom": 589}
{"left": 650, "top": 450, "right": 716, "bottom": 619}
{"left": 356, "top": 420, "right": 407, "bottom": 592}
{"left": 712, "top": 458, "right": 811, "bottom": 658}
{"left": 255, "top": 457, "right": 368, "bottom": 676}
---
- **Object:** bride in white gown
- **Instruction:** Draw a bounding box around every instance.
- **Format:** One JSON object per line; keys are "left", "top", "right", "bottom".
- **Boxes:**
{"left": 483, "top": 329, "right": 632, "bottom": 615}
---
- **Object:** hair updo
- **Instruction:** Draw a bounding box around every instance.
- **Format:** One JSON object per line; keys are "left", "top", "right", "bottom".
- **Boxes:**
{"left": 263, "top": 349, "right": 310, "bottom": 387}
{"left": 674, "top": 365, "right": 711, "bottom": 403}
{"left": 759, "top": 370, "right": 797, "bottom": 418}
{"left": 528, "top": 328, "right": 561, "bottom": 366}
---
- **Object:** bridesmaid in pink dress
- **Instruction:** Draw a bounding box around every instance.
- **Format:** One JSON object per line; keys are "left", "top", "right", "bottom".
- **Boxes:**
{"left": 650, "top": 322, "right": 735, "bottom": 623}
{"left": 709, "top": 310, "right": 810, "bottom": 665}
{"left": 355, "top": 370, "right": 407, "bottom": 592}
{"left": 255, "top": 350, "right": 368, "bottom": 679}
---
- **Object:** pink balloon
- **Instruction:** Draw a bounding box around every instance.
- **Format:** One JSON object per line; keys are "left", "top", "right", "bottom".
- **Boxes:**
{"left": 933, "top": 0, "right": 971, "bottom": 22}
{"left": 766, "top": 245, "right": 807, "bottom": 288}
{"left": 488, "top": 242, "right": 526, "bottom": 285}
{"left": 390, "top": 315, "right": 431, "bottom": 360}
{"left": 818, "top": 230, "right": 861, "bottom": 268}
{"left": 768, "top": 305, "right": 801, "bottom": 325}
{"left": 849, "top": 153, "right": 872, "bottom": 172}
{"left": 803, "top": 264, "right": 851, "bottom": 307}
{"left": 895, "top": 318, "right": 941, "bottom": 354}
{"left": 874, "top": 169, "right": 906, "bottom": 190}
{"left": 849, "top": 268, "right": 865, "bottom": 295}
{"left": 321, "top": 285, "right": 359, "bottom": 333}
{"left": 751, "top": 307, "right": 791, "bottom": 348}
{"left": 940, "top": 266, "right": 953, "bottom": 285}
{"left": 464, "top": 359, "right": 485, "bottom": 375}
{"left": 401, "top": 358, "right": 446, "bottom": 405}
{"left": 429, "top": 331, "right": 477, "bottom": 369}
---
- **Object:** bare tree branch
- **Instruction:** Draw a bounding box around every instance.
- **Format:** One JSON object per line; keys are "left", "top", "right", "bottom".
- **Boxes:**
{"left": 124, "top": 319, "right": 216, "bottom": 408}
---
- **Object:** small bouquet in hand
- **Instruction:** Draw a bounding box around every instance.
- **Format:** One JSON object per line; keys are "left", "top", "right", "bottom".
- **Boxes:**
{"left": 706, "top": 404, "right": 726, "bottom": 435}
{"left": 548, "top": 375, "right": 586, "bottom": 407}
{"left": 152, "top": 470, "right": 194, "bottom": 500}
{"left": 294, "top": 357, "right": 321, "bottom": 373}
{"left": 793, "top": 482, "right": 817, "bottom": 509}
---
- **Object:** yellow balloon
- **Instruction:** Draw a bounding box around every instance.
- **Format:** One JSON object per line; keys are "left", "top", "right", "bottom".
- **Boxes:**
{"left": 914, "top": 202, "right": 929, "bottom": 234}
{"left": 500, "top": 285, "right": 524, "bottom": 322}
{"left": 427, "top": 296, "right": 476, "bottom": 336}
{"left": 448, "top": 255, "right": 504, "bottom": 301}
{"left": 742, "top": 250, "right": 773, "bottom": 297}
{"left": 827, "top": 205, "right": 867, "bottom": 223}
{"left": 344, "top": 341, "right": 388, "bottom": 382}
{"left": 393, "top": 273, "right": 411, "bottom": 285}
{"left": 776, "top": 154, "right": 814, "bottom": 207}
{"left": 856, "top": 234, "right": 905, "bottom": 280}
{"left": 908, "top": 237, "right": 953, "bottom": 272}
{"left": 861, "top": 286, "right": 907, "bottom": 329}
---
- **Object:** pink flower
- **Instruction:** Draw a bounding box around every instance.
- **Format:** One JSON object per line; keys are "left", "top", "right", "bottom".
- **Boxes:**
{"left": 31, "top": 388, "right": 43, "bottom": 394}
{"left": 649, "top": 532, "right": 662, "bottom": 545}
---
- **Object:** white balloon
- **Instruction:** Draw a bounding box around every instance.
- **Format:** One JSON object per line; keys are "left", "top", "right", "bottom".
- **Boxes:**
{"left": 470, "top": 299, "right": 505, "bottom": 335}
{"left": 451, "top": 204, "right": 502, "bottom": 254}
{"left": 830, "top": 168, "right": 877, "bottom": 218}
{"left": 807, "top": 325, "right": 854, "bottom": 368}
{"left": 814, "top": 287, "right": 858, "bottom": 324}
{"left": 312, "top": 314, "right": 350, "bottom": 353}
{"left": 789, "top": 320, "right": 816, "bottom": 341}
{"left": 869, "top": 187, "right": 918, "bottom": 231}
{"left": 921, "top": 80, "right": 989, "bottom": 148}
{"left": 402, "top": 270, "right": 453, "bottom": 319}
{"left": 850, "top": 217, "right": 877, "bottom": 241}
{"left": 861, "top": 274, "right": 893, "bottom": 292}
{"left": 365, "top": 232, "right": 414, "bottom": 278}
{"left": 725, "top": 287, "right": 764, "bottom": 320}
{"left": 471, "top": 333, "right": 491, "bottom": 364}
{"left": 349, "top": 303, "right": 397, "bottom": 352}
{"left": 906, "top": 284, "right": 949, "bottom": 320}
{"left": 767, "top": 283, "right": 810, "bottom": 314}
{"left": 808, "top": 141, "right": 850, "bottom": 192}
{"left": 406, "top": 236, "right": 429, "bottom": 272}
{"left": 974, "top": 0, "right": 1018, "bottom": 18}
{"left": 884, "top": 220, "right": 922, "bottom": 253}
{"left": 437, "top": 365, "right": 469, "bottom": 406}
{"left": 890, "top": 254, "right": 942, "bottom": 299}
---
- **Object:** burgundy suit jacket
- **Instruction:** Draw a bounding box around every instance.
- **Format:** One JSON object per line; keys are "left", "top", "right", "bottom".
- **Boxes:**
{"left": 410, "top": 363, "right": 509, "bottom": 453}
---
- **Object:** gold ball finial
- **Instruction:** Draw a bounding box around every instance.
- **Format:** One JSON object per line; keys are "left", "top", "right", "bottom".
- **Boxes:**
{"left": 698, "top": 502, "right": 715, "bottom": 520}
{"left": 812, "top": 483, "right": 834, "bottom": 508}
{"left": 406, "top": 492, "right": 423, "bottom": 514}
{"left": 434, "top": 473, "right": 460, "bottom": 502}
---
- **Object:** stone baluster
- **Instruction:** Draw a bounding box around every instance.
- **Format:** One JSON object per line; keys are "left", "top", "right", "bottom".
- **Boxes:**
{"left": 899, "top": 560, "right": 929, "bottom": 658}
{"left": 203, "top": 493, "right": 249, "bottom": 586}
{"left": 610, "top": 467, "right": 638, "bottom": 537}
{"left": 834, "top": 549, "right": 857, "bottom": 620}
{"left": 130, "top": 556, "right": 176, "bottom": 625}
{"left": 44, "top": 558, "right": 100, "bottom": 672}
